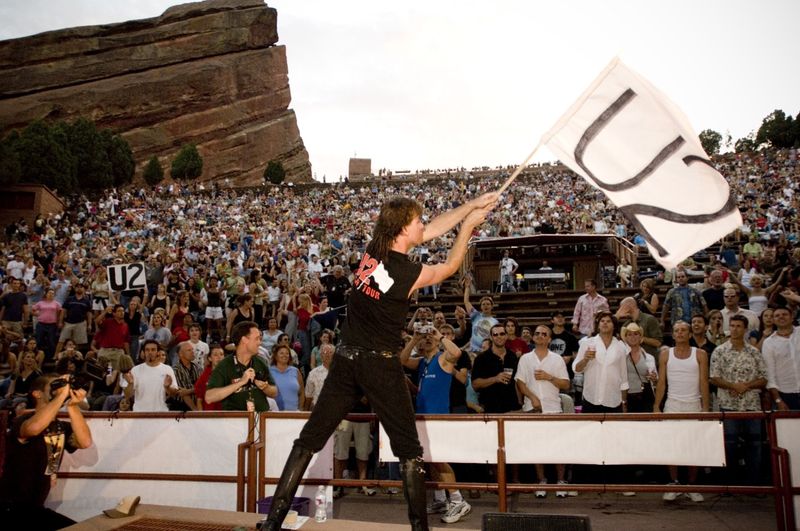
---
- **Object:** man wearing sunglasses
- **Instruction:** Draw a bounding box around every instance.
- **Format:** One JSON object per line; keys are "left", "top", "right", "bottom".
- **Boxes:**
{"left": 471, "top": 323, "right": 521, "bottom": 413}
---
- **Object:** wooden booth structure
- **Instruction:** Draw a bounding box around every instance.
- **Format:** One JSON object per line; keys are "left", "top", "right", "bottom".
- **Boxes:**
{"left": 465, "top": 234, "right": 637, "bottom": 292}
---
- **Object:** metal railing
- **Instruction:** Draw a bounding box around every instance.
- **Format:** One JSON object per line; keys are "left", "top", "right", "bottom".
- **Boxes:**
{"left": 258, "top": 410, "right": 797, "bottom": 531}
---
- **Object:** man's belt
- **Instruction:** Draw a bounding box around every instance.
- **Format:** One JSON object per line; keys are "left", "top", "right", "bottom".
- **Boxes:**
{"left": 336, "top": 345, "right": 395, "bottom": 360}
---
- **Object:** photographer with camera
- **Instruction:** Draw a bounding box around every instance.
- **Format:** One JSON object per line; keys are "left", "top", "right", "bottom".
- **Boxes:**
{"left": 0, "top": 373, "right": 92, "bottom": 529}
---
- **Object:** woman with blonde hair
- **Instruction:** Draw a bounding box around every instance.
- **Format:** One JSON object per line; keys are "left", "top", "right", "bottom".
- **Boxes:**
{"left": 622, "top": 323, "right": 658, "bottom": 413}
{"left": 728, "top": 265, "right": 788, "bottom": 316}
{"left": 148, "top": 283, "right": 171, "bottom": 318}
{"left": 0, "top": 350, "right": 41, "bottom": 410}
{"left": 91, "top": 267, "right": 115, "bottom": 324}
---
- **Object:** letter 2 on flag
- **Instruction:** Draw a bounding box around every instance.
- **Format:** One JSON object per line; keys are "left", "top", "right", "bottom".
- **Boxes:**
{"left": 542, "top": 58, "right": 742, "bottom": 269}
{"left": 107, "top": 262, "right": 147, "bottom": 292}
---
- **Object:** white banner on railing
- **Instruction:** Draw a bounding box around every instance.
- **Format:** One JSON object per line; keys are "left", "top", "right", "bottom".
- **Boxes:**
{"left": 378, "top": 418, "right": 725, "bottom": 466}
{"left": 48, "top": 415, "right": 251, "bottom": 522}
{"left": 505, "top": 419, "right": 725, "bottom": 466}
{"left": 261, "top": 415, "right": 334, "bottom": 519}
{"left": 379, "top": 420, "right": 499, "bottom": 463}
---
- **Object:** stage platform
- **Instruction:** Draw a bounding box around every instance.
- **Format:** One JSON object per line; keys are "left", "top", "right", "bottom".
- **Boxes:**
{"left": 65, "top": 503, "right": 434, "bottom": 531}
{"left": 65, "top": 488, "right": 775, "bottom": 531}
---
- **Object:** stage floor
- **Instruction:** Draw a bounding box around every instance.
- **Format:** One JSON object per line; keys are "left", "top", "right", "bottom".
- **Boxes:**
{"left": 66, "top": 489, "right": 776, "bottom": 531}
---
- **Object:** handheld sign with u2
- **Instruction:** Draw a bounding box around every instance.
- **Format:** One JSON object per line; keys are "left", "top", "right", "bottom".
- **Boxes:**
{"left": 107, "top": 262, "right": 147, "bottom": 292}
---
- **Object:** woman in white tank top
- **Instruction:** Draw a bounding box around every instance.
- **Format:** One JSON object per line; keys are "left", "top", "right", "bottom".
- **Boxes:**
{"left": 728, "top": 267, "right": 789, "bottom": 316}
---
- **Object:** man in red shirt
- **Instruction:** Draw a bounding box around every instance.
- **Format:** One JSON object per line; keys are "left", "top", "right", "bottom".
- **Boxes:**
{"left": 94, "top": 304, "right": 130, "bottom": 370}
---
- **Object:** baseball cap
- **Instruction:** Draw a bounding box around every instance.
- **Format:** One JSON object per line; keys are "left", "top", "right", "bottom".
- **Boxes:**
{"left": 104, "top": 495, "right": 140, "bottom": 518}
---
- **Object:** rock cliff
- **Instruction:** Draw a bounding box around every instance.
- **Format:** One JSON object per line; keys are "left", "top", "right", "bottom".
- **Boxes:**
{"left": 0, "top": 0, "right": 311, "bottom": 186}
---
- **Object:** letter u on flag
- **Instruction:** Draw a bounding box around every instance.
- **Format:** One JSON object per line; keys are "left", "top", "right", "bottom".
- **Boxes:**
{"left": 542, "top": 58, "right": 741, "bottom": 269}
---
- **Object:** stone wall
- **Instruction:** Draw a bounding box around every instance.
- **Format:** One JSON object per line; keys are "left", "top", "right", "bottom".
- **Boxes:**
{"left": 0, "top": 0, "right": 311, "bottom": 186}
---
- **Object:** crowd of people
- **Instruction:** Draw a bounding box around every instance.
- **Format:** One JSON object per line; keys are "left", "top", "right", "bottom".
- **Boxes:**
{"left": 1, "top": 146, "right": 799, "bottom": 526}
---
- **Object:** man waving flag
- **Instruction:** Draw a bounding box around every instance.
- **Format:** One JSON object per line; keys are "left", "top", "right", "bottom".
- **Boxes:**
{"left": 541, "top": 58, "right": 742, "bottom": 269}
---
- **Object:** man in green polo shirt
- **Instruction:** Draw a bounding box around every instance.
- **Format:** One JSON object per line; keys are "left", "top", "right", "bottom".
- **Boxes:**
{"left": 206, "top": 321, "right": 277, "bottom": 411}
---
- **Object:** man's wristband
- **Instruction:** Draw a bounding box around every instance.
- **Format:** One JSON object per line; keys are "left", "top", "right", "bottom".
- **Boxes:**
{"left": 775, "top": 398, "right": 783, "bottom": 404}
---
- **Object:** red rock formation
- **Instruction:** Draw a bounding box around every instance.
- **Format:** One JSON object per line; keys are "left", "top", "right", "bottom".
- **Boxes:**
{"left": 0, "top": 0, "right": 311, "bottom": 185}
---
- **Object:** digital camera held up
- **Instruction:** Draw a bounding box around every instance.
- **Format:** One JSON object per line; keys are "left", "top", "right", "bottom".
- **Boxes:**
{"left": 50, "top": 374, "right": 92, "bottom": 398}
{"left": 413, "top": 322, "right": 435, "bottom": 335}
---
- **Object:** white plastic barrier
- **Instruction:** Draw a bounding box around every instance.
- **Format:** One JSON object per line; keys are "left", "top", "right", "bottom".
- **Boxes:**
{"left": 378, "top": 417, "right": 725, "bottom": 466}
{"left": 261, "top": 414, "right": 334, "bottom": 517}
{"left": 46, "top": 414, "right": 251, "bottom": 522}
{"left": 379, "top": 419, "right": 498, "bottom": 463}
{"left": 774, "top": 417, "right": 800, "bottom": 526}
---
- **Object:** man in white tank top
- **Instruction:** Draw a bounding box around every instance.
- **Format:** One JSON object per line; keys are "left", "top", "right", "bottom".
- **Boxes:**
{"left": 653, "top": 321, "right": 710, "bottom": 502}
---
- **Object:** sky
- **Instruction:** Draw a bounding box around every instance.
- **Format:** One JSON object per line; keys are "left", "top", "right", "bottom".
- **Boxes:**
{"left": 1, "top": 0, "right": 798, "bottom": 182}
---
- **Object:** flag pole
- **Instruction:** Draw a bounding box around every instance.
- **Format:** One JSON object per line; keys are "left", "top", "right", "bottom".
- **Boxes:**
{"left": 496, "top": 140, "right": 543, "bottom": 195}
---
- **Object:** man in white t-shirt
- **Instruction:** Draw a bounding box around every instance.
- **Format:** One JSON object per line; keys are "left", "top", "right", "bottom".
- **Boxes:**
{"left": 266, "top": 278, "right": 282, "bottom": 319}
{"left": 308, "top": 240, "right": 321, "bottom": 261}
{"left": 720, "top": 288, "right": 759, "bottom": 333}
{"left": 188, "top": 324, "right": 209, "bottom": 373}
{"left": 123, "top": 339, "right": 178, "bottom": 412}
{"left": 6, "top": 256, "right": 25, "bottom": 281}
{"left": 515, "top": 325, "right": 571, "bottom": 497}
{"left": 308, "top": 255, "right": 324, "bottom": 276}
{"left": 499, "top": 250, "right": 518, "bottom": 293}
{"left": 762, "top": 306, "right": 800, "bottom": 410}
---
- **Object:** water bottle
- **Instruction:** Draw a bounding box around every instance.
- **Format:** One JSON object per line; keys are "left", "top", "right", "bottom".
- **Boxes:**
{"left": 314, "top": 485, "right": 327, "bottom": 522}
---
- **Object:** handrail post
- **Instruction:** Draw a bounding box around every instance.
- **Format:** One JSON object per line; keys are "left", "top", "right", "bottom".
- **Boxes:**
{"left": 497, "top": 418, "right": 507, "bottom": 512}
{"left": 236, "top": 442, "right": 249, "bottom": 512}
{"left": 780, "top": 449, "right": 795, "bottom": 531}
{"left": 246, "top": 412, "right": 258, "bottom": 512}
{"left": 259, "top": 412, "right": 267, "bottom": 501}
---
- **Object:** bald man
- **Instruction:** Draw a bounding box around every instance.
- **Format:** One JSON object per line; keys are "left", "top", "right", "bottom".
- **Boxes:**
{"left": 615, "top": 297, "right": 663, "bottom": 355}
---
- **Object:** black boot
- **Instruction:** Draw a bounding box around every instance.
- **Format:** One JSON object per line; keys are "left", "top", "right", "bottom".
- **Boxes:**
{"left": 400, "top": 456, "right": 429, "bottom": 531}
{"left": 263, "top": 444, "right": 315, "bottom": 531}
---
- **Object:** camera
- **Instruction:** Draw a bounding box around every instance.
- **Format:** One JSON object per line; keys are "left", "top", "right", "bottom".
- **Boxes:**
{"left": 50, "top": 358, "right": 106, "bottom": 398}
{"left": 50, "top": 374, "right": 93, "bottom": 397}
{"left": 413, "top": 322, "right": 435, "bottom": 335}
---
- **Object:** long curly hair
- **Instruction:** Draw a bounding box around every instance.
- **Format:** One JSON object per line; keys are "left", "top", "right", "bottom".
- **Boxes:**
{"left": 366, "top": 197, "right": 423, "bottom": 262}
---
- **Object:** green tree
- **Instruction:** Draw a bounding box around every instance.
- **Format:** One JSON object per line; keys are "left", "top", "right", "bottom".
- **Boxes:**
{"left": 263, "top": 160, "right": 286, "bottom": 185}
{"left": 64, "top": 118, "right": 113, "bottom": 190}
{"left": 735, "top": 132, "right": 757, "bottom": 153}
{"left": 756, "top": 109, "right": 795, "bottom": 148}
{"left": 143, "top": 155, "right": 164, "bottom": 186}
{"left": 793, "top": 110, "right": 800, "bottom": 147}
{"left": 171, "top": 144, "right": 203, "bottom": 180}
{"left": 16, "top": 120, "right": 77, "bottom": 193}
{"left": 0, "top": 130, "right": 22, "bottom": 186}
{"left": 105, "top": 131, "right": 135, "bottom": 187}
{"left": 698, "top": 129, "right": 722, "bottom": 156}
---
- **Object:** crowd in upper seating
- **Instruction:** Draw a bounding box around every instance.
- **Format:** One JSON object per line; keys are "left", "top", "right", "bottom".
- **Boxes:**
{"left": 1, "top": 147, "right": 799, "bottom": 502}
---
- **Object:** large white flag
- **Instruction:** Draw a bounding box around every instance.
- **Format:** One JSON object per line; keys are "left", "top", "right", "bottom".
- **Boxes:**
{"left": 542, "top": 58, "right": 742, "bottom": 269}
